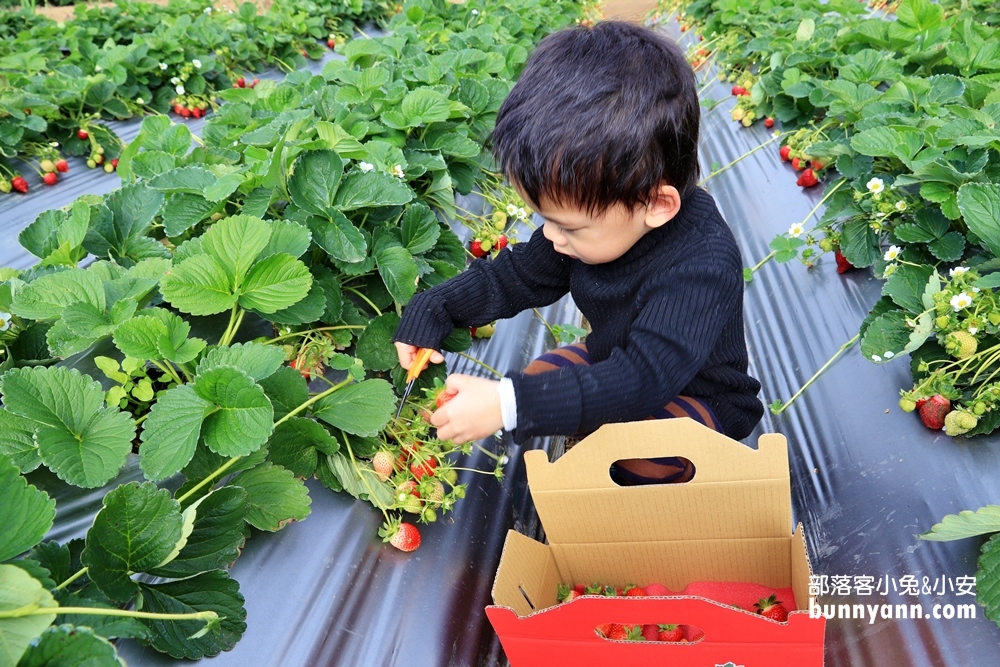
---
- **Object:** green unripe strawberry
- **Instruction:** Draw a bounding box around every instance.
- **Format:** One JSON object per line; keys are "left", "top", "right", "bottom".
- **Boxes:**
{"left": 818, "top": 238, "right": 834, "bottom": 252}
{"left": 935, "top": 316, "right": 950, "bottom": 329}
{"left": 944, "top": 330, "right": 977, "bottom": 359}
{"left": 39, "top": 159, "right": 56, "bottom": 173}
{"left": 899, "top": 397, "right": 916, "bottom": 413}
{"left": 741, "top": 117, "right": 753, "bottom": 127}
{"left": 944, "top": 410, "right": 978, "bottom": 436}
{"left": 990, "top": 312, "right": 1000, "bottom": 326}
{"left": 731, "top": 108, "right": 745, "bottom": 121}
{"left": 400, "top": 495, "right": 422, "bottom": 514}
{"left": 974, "top": 401, "right": 987, "bottom": 416}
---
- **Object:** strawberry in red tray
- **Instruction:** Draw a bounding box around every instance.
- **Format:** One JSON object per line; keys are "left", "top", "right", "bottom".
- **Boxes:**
{"left": 754, "top": 594, "right": 789, "bottom": 622}
{"left": 623, "top": 584, "right": 647, "bottom": 596}
{"left": 641, "top": 624, "right": 659, "bottom": 641}
{"left": 557, "top": 583, "right": 581, "bottom": 603}
{"left": 657, "top": 624, "right": 683, "bottom": 642}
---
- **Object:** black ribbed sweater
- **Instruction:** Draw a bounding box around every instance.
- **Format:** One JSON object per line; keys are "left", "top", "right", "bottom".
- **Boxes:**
{"left": 393, "top": 187, "right": 764, "bottom": 443}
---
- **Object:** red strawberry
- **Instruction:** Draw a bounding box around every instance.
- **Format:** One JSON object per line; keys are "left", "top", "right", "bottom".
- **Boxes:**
{"left": 410, "top": 456, "right": 438, "bottom": 480}
{"left": 557, "top": 583, "right": 581, "bottom": 603}
{"left": 42, "top": 172, "right": 58, "bottom": 186}
{"left": 658, "top": 624, "right": 683, "bottom": 642}
{"left": 470, "top": 240, "right": 486, "bottom": 258}
{"left": 389, "top": 522, "right": 421, "bottom": 552}
{"left": 764, "top": 117, "right": 774, "bottom": 128}
{"left": 435, "top": 389, "right": 457, "bottom": 409}
{"left": 397, "top": 479, "right": 421, "bottom": 499}
{"left": 791, "top": 156, "right": 804, "bottom": 171}
{"left": 834, "top": 249, "right": 854, "bottom": 274}
{"left": 372, "top": 451, "right": 397, "bottom": 481}
{"left": 641, "top": 624, "right": 659, "bottom": 641}
{"left": 173, "top": 103, "right": 185, "bottom": 115}
{"left": 11, "top": 176, "right": 28, "bottom": 193}
{"left": 754, "top": 594, "right": 789, "bottom": 622}
{"left": 779, "top": 145, "right": 791, "bottom": 161}
{"left": 915, "top": 397, "right": 929, "bottom": 411}
{"left": 731, "top": 85, "right": 745, "bottom": 96}
{"left": 796, "top": 168, "right": 819, "bottom": 188}
{"left": 811, "top": 158, "right": 826, "bottom": 171}
{"left": 179, "top": 106, "right": 191, "bottom": 118}
{"left": 495, "top": 234, "right": 508, "bottom": 250}
{"left": 689, "top": 629, "right": 706, "bottom": 641}
{"left": 469, "top": 327, "right": 477, "bottom": 337}
{"left": 327, "top": 38, "right": 336, "bottom": 48}
{"left": 252, "top": 78, "right": 259, "bottom": 87}
{"left": 191, "top": 107, "right": 202, "bottom": 119}
{"left": 644, "top": 582, "right": 670, "bottom": 596}
{"left": 574, "top": 583, "right": 586, "bottom": 595}
{"left": 55, "top": 159, "right": 69, "bottom": 173}
{"left": 623, "top": 585, "right": 647, "bottom": 597}
{"left": 237, "top": 76, "right": 246, "bottom": 88}
{"left": 77, "top": 129, "right": 89, "bottom": 140}
{"left": 110, "top": 158, "right": 119, "bottom": 169}
{"left": 605, "top": 624, "right": 628, "bottom": 640}
{"left": 919, "top": 395, "right": 951, "bottom": 430}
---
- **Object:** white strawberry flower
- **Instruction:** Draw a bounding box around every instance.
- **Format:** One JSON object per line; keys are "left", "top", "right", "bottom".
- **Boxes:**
{"left": 517, "top": 207, "right": 527, "bottom": 220}
{"left": 391, "top": 164, "right": 405, "bottom": 179}
{"left": 951, "top": 292, "right": 974, "bottom": 311}
{"left": 506, "top": 204, "right": 518, "bottom": 216}
{"left": 176, "top": 85, "right": 185, "bottom": 95}
{"left": 970, "top": 327, "right": 979, "bottom": 335}
{"left": 895, "top": 200, "right": 907, "bottom": 212}
{"left": 192, "top": 59, "right": 202, "bottom": 69}
{"left": 358, "top": 161, "right": 375, "bottom": 173}
{"left": 867, "top": 177, "right": 884, "bottom": 194}
{"left": 973, "top": 286, "right": 981, "bottom": 293}
{"left": 950, "top": 266, "right": 969, "bottom": 277}
{"left": 0, "top": 311, "right": 11, "bottom": 332}
{"left": 170, "top": 76, "right": 181, "bottom": 84}
{"left": 883, "top": 245, "right": 901, "bottom": 262}
{"left": 471, "top": 8, "right": 479, "bottom": 14}
{"left": 203, "top": 6, "right": 212, "bottom": 12}
{"left": 95, "top": 65, "right": 103, "bottom": 72}
{"left": 136, "top": 98, "right": 144, "bottom": 105}
{"left": 159, "top": 62, "right": 168, "bottom": 70}
{"left": 788, "top": 222, "right": 805, "bottom": 238}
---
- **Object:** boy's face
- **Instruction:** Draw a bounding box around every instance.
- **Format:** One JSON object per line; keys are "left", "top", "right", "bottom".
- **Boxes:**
{"left": 521, "top": 184, "right": 682, "bottom": 265}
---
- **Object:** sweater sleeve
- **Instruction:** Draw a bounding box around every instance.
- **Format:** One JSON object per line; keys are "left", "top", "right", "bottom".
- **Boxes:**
{"left": 507, "top": 240, "right": 742, "bottom": 442}
{"left": 393, "top": 226, "right": 572, "bottom": 350}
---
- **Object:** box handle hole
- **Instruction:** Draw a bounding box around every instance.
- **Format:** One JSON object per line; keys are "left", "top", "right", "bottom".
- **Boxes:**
{"left": 518, "top": 585, "right": 535, "bottom": 611}
{"left": 609, "top": 457, "right": 696, "bottom": 486}
{"left": 594, "top": 623, "right": 705, "bottom": 643}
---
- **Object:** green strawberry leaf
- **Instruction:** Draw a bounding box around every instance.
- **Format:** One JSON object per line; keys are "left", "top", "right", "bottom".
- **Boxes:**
{"left": 0, "top": 565, "right": 58, "bottom": 667}
{"left": 356, "top": 313, "right": 402, "bottom": 372}
{"left": 192, "top": 367, "right": 274, "bottom": 457}
{"left": 148, "top": 487, "right": 250, "bottom": 578}
{"left": 136, "top": 570, "right": 247, "bottom": 659}
{"left": 231, "top": 462, "right": 311, "bottom": 531}
{"left": 0, "top": 367, "right": 134, "bottom": 488}
{"left": 921, "top": 506, "right": 1000, "bottom": 541}
{"left": 374, "top": 244, "right": 419, "bottom": 304}
{"left": 323, "top": 451, "right": 395, "bottom": 509}
{"left": 308, "top": 211, "right": 368, "bottom": 263}
{"left": 267, "top": 418, "right": 339, "bottom": 477}
{"left": 260, "top": 220, "right": 311, "bottom": 260}
{"left": 18, "top": 201, "right": 89, "bottom": 265}
{"left": 400, "top": 88, "right": 451, "bottom": 126}
{"left": 400, "top": 202, "right": 441, "bottom": 255}
{"left": 883, "top": 263, "right": 933, "bottom": 314}
{"left": 840, "top": 217, "right": 881, "bottom": 268}
{"left": 312, "top": 379, "right": 396, "bottom": 437}
{"left": 18, "top": 623, "right": 124, "bottom": 666}
{"left": 0, "top": 456, "right": 55, "bottom": 562}
{"left": 162, "top": 193, "right": 219, "bottom": 237}
{"left": 11, "top": 268, "right": 105, "bottom": 321}
{"left": 334, "top": 171, "right": 414, "bottom": 211}
{"left": 53, "top": 592, "right": 151, "bottom": 641}
{"left": 978, "top": 532, "right": 1000, "bottom": 627}
{"left": 196, "top": 342, "right": 285, "bottom": 381}
{"left": 860, "top": 310, "right": 913, "bottom": 363}
{"left": 255, "top": 282, "right": 327, "bottom": 325}
{"left": 927, "top": 231, "right": 965, "bottom": 262}
{"left": 238, "top": 253, "right": 312, "bottom": 314}
{"left": 957, "top": 183, "right": 1000, "bottom": 257}
{"left": 81, "top": 482, "right": 184, "bottom": 602}
{"left": 0, "top": 409, "right": 42, "bottom": 473}
{"left": 84, "top": 183, "right": 165, "bottom": 261}
{"left": 160, "top": 254, "right": 237, "bottom": 316}
{"left": 201, "top": 215, "right": 272, "bottom": 288}
{"left": 258, "top": 366, "right": 309, "bottom": 421}
{"left": 29, "top": 541, "right": 71, "bottom": 587}
{"left": 148, "top": 166, "right": 219, "bottom": 194}
{"left": 288, "top": 150, "right": 345, "bottom": 216}
{"left": 139, "top": 385, "right": 212, "bottom": 482}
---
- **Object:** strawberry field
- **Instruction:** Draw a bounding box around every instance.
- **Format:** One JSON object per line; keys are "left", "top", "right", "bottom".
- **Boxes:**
{"left": 4, "top": 0, "right": 1000, "bottom": 664}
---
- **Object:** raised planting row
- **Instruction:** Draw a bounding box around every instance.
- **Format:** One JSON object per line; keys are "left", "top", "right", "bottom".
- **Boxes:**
{"left": 656, "top": 0, "right": 1000, "bottom": 632}
{"left": 0, "top": 0, "right": 599, "bottom": 664}
{"left": 0, "top": 0, "right": 392, "bottom": 192}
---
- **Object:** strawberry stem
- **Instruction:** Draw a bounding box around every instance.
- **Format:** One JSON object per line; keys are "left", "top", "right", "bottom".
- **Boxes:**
{"left": 698, "top": 131, "right": 785, "bottom": 186}
{"left": 771, "top": 334, "right": 860, "bottom": 415}
{"left": 456, "top": 351, "right": 502, "bottom": 378}
{"left": 53, "top": 566, "right": 88, "bottom": 591}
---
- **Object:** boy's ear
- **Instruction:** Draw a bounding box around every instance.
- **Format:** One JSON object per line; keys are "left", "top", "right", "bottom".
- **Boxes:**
{"left": 644, "top": 183, "right": 682, "bottom": 229}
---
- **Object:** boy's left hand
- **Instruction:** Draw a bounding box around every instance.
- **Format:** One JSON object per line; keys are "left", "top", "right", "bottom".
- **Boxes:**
{"left": 431, "top": 374, "right": 503, "bottom": 444}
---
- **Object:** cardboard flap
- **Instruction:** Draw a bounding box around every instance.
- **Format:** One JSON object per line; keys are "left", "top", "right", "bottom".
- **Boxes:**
{"left": 524, "top": 419, "right": 793, "bottom": 544}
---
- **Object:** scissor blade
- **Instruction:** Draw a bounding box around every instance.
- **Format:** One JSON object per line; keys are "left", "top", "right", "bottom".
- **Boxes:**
{"left": 394, "top": 379, "right": 416, "bottom": 419}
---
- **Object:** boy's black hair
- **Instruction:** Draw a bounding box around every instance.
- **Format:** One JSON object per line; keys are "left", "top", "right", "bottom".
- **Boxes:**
{"left": 490, "top": 21, "right": 700, "bottom": 215}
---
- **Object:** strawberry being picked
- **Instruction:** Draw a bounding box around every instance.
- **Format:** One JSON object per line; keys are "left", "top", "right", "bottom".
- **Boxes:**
{"left": 918, "top": 395, "right": 951, "bottom": 431}
{"left": 754, "top": 594, "right": 788, "bottom": 622}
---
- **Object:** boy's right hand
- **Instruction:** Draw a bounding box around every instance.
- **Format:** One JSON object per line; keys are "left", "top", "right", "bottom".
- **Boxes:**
{"left": 394, "top": 342, "right": 445, "bottom": 371}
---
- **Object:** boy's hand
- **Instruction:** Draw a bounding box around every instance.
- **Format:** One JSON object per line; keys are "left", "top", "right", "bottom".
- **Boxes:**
{"left": 431, "top": 374, "right": 503, "bottom": 444}
{"left": 394, "top": 342, "right": 445, "bottom": 371}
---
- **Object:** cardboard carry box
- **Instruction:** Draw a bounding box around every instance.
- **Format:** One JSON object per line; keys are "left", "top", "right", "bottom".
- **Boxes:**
{"left": 486, "top": 418, "right": 825, "bottom": 667}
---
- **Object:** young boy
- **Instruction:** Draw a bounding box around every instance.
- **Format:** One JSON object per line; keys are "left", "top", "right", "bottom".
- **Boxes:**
{"left": 393, "top": 21, "right": 763, "bottom": 478}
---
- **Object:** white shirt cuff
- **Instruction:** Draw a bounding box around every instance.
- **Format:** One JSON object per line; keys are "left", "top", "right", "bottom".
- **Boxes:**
{"left": 497, "top": 377, "right": 518, "bottom": 432}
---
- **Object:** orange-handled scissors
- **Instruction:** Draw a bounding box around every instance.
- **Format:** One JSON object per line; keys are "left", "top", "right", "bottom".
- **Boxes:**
{"left": 394, "top": 347, "right": 436, "bottom": 419}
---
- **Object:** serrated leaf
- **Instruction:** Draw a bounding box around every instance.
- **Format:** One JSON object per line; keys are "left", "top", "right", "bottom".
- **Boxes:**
{"left": 139, "top": 385, "right": 211, "bottom": 482}
{"left": 137, "top": 570, "right": 246, "bottom": 659}
{"left": 927, "top": 232, "right": 965, "bottom": 262}
{"left": 356, "top": 313, "right": 401, "bottom": 372}
{"left": 162, "top": 193, "right": 218, "bottom": 237}
{"left": 193, "top": 367, "right": 273, "bottom": 457}
{"left": 160, "top": 254, "right": 236, "bottom": 316}
{"left": 231, "top": 462, "right": 311, "bottom": 531}
{"left": 0, "top": 565, "right": 58, "bottom": 667}
{"left": 375, "top": 244, "right": 418, "bottom": 304}
{"left": 921, "top": 506, "right": 1000, "bottom": 541}
{"left": 238, "top": 254, "right": 312, "bottom": 314}
{"left": 308, "top": 211, "right": 367, "bottom": 263}
{"left": 400, "top": 88, "right": 451, "bottom": 126}
{"left": 0, "top": 367, "right": 134, "bottom": 488}
{"left": 400, "top": 202, "right": 440, "bottom": 254}
{"left": 149, "top": 166, "right": 218, "bottom": 194}
{"left": 11, "top": 269, "right": 105, "bottom": 320}
{"left": 312, "top": 379, "right": 395, "bottom": 437}
{"left": 261, "top": 220, "right": 311, "bottom": 259}
{"left": 156, "top": 310, "right": 206, "bottom": 365}
{"left": 17, "top": 623, "right": 124, "bottom": 666}
{"left": 82, "top": 482, "right": 184, "bottom": 602}
{"left": 84, "top": 183, "right": 164, "bottom": 261}
{"left": 196, "top": 342, "right": 285, "bottom": 381}
{"left": 333, "top": 171, "right": 414, "bottom": 211}
{"left": 0, "top": 410, "right": 42, "bottom": 473}
{"left": 258, "top": 366, "right": 309, "bottom": 421}
{"left": 957, "top": 183, "right": 1000, "bottom": 257}
{"left": 860, "top": 310, "right": 912, "bottom": 363}
{"left": 29, "top": 542, "right": 70, "bottom": 587}
{"left": 53, "top": 591, "right": 151, "bottom": 641}
{"left": 201, "top": 215, "right": 272, "bottom": 288}
{"left": 840, "top": 217, "right": 881, "bottom": 268}
{"left": 203, "top": 174, "right": 243, "bottom": 203}
{"left": 288, "top": 150, "right": 345, "bottom": 216}
{"left": 324, "top": 451, "right": 395, "bottom": 509}
{"left": 148, "top": 487, "right": 249, "bottom": 578}
{"left": 0, "top": 455, "right": 55, "bottom": 562}
{"left": 979, "top": 532, "right": 1000, "bottom": 626}
{"left": 883, "top": 263, "right": 933, "bottom": 313}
